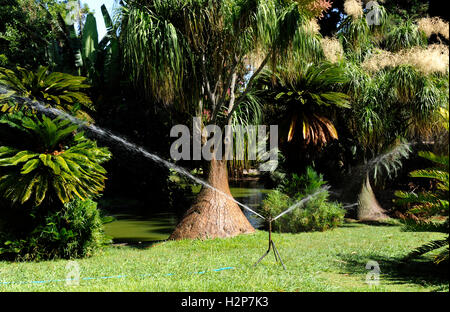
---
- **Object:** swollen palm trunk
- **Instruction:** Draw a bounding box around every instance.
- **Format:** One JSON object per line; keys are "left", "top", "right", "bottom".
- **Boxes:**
{"left": 357, "top": 175, "right": 388, "bottom": 221}
{"left": 169, "top": 159, "right": 255, "bottom": 240}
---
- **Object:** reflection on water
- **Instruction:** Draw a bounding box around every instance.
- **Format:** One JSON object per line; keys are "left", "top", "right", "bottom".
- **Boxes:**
{"left": 103, "top": 180, "right": 270, "bottom": 243}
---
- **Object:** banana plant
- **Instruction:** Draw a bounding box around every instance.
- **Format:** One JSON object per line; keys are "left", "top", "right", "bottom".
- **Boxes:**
{"left": 48, "top": 4, "right": 120, "bottom": 89}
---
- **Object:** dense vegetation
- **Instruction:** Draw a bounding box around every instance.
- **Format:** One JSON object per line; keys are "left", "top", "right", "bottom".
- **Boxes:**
{"left": 262, "top": 167, "right": 345, "bottom": 232}
{"left": 0, "top": 0, "right": 448, "bottom": 291}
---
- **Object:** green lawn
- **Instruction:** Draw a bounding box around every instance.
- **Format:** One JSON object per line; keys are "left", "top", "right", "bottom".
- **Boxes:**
{"left": 0, "top": 222, "right": 448, "bottom": 292}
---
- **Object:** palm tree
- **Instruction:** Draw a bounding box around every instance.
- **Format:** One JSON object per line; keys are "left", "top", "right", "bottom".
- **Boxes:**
{"left": 256, "top": 61, "right": 350, "bottom": 148}
{"left": 120, "top": 0, "right": 332, "bottom": 240}
{"left": 0, "top": 66, "right": 94, "bottom": 120}
{"left": 0, "top": 111, "right": 111, "bottom": 206}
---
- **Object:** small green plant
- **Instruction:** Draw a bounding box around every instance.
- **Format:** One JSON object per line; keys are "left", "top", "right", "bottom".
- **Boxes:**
{"left": 279, "top": 167, "right": 327, "bottom": 198}
{"left": 0, "top": 199, "right": 108, "bottom": 261}
{"left": 262, "top": 166, "right": 345, "bottom": 232}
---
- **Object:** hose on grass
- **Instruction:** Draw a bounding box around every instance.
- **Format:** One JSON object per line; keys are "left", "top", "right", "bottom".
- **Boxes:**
{"left": 0, "top": 266, "right": 235, "bottom": 286}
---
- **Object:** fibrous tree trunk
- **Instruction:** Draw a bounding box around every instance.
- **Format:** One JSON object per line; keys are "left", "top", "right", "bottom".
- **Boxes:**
{"left": 169, "top": 158, "right": 255, "bottom": 240}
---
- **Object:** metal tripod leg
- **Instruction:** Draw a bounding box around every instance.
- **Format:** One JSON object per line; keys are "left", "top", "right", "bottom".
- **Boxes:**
{"left": 254, "top": 219, "right": 287, "bottom": 269}
{"left": 253, "top": 248, "right": 271, "bottom": 267}
{"left": 272, "top": 241, "right": 279, "bottom": 262}
{"left": 271, "top": 241, "right": 286, "bottom": 270}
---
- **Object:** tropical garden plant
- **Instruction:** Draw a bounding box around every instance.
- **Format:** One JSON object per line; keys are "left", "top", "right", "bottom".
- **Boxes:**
{"left": 0, "top": 198, "right": 107, "bottom": 260}
{"left": 394, "top": 108, "right": 449, "bottom": 264}
{"left": 256, "top": 61, "right": 350, "bottom": 148}
{"left": 394, "top": 150, "right": 449, "bottom": 264}
{"left": 47, "top": 4, "right": 120, "bottom": 91}
{"left": 310, "top": 0, "right": 450, "bottom": 221}
{"left": 262, "top": 166, "right": 345, "bottom": 232}
{"left": 0, "top": 66, "right": 94, "bottom": 120}
{"left": 0, "top": 110, "right": 111, "bottom": 260}
{"left": 120, "top": 0, "right": 334, "bottom": 240}
{"left": 0, "top": 111, "right": 111, "bottom": 205}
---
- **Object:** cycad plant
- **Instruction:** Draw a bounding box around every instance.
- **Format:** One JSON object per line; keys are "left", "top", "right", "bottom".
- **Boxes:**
{"left": 257, "top": 61, "right": 350, "bottom": 148}
{"left": 0, "top": 66, "right": 93, "bottom": 120}
{"left": 0, "top": 112, "right": 111, "bottom": 206}
{"left": 394, "top": 151, "right": 449, "bottom": 264}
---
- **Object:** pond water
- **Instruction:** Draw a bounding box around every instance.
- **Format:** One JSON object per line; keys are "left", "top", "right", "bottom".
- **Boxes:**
{"left": 102, "top": 180, "right": 271, "bottom": 243}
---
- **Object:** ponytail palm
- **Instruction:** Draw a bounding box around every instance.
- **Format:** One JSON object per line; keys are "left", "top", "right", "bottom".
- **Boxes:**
{"left": 120, "top": 0, "right": 333, "bottom": 240}
{"left": 0, "top": 112, "right": 111, "bottom": 206}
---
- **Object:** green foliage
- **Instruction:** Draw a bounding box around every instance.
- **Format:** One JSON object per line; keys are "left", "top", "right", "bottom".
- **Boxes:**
{"left": 394, "top": 150, "right": 449, "bottom": 264}
{"left": 49, "top": 5, "right": 120, "bottom": 89}
{"left": 0, "top": 0, "right": 58, "bottom": 68}
{"left": 0, "top": 198, "right": 108, "bottom": 261}
{"left": 0, "top": 112, "right": 111, "bottom": 206}
{"left": 345, "top": 63, "right": 445, "bottom": 154}
{"left": 327, "top": 3, "right": 447, "bottom": 170}
{"left": 279, "top": 166, "right": 327, "bottom": 198}
{"left": 383, "top": 20, "right": 427, "bottom": 52}
{"left": 0, "top": 66, "right": 93, "bottom": 120}
{"left": 257, "top": 61, "right": 350, "bottom": 147}
{"left": 338, "top": 15, "right": 371, "bottom": 61}
{"left": 395, "top": 151, "right": 449, "bottom": 217}
{"left": 120, "top": 0, "right": 324, "bottom": 113}
{"left": 262, "top": 166, "right": 345, "bottom": 232}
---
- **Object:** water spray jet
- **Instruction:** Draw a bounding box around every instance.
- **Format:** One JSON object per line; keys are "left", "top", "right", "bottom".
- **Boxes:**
{"left": 0, "top": 84, "right": 336, "bottom": 269}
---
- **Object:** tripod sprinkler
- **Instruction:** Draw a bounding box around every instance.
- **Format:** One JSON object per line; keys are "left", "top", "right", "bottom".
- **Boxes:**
{"left": 253, "top": 217, "right": 286, "bottom": 270}
{"left": 252, "top": 187, "right": 330, "bottom": 270}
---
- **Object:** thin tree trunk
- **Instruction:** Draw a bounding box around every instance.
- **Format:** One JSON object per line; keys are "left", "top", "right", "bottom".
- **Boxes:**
{"left": 169, "top": 158, "right": 255, "bottom": 240}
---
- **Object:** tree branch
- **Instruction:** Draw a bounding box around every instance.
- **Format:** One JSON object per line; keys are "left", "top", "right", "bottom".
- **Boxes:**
{"left": 201, "top": 54, "right": 216, "bottom": 110}
{"left": 225, "top": 51, "right": 271, "bottom": 125}
{"left": 211, "top": 55, "right": 240, "bottom": 123}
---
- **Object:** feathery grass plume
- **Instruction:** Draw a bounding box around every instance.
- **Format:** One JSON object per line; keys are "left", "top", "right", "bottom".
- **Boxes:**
{"left": 362, "top": 45, "right": 449, "bottom": 75}
{"left": 417, "top": 17, "right": 449, "bottom": 40}
{"left": 306, "top": 18, "right": 321, "bottom": 33}
{"left": 407, "top": 44, "right": 449, "bottom": 75}
{"left": 344, "top": 0, "right": 363, "bottom": 19}
{"left": 361, "top": 48, "right": 396, "bottom": 72}
{"left": 321, "top": 37, "right": 344, "bottom": 63}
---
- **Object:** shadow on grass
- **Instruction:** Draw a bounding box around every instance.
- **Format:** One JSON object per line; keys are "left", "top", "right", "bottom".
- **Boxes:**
{"left": 339, "top": 220, "right": 400, "bottom": 228}
{"left": 359, "top": 220, "right": 400, "bottom": 227}
{"left": 337, "top": 252, "right": 449, "bottom": 288}
{"left": 111, "top": 239, "right": 167, "bottom": 249}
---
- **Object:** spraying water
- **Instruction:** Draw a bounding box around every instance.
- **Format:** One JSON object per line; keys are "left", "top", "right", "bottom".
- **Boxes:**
{"left": 272, "top": 186, "right": 330, "bottom": 221}
{"left": 0, "top": 84, "right": 334, "bottom": 222}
